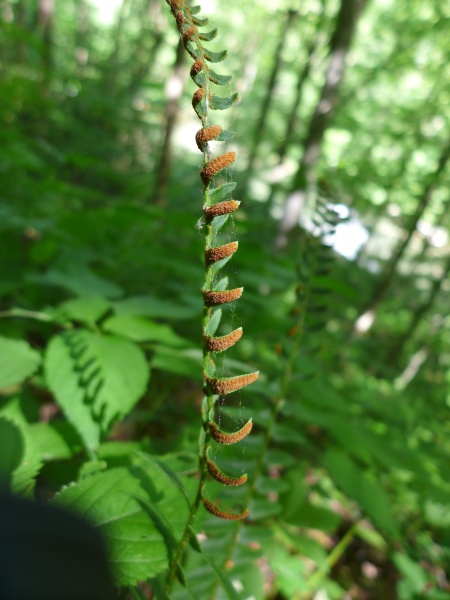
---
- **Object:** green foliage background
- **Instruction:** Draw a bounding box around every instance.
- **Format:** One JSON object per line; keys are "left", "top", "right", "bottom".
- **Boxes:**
{"left": 1, "top": 0, "right": 450, "bottom": 598}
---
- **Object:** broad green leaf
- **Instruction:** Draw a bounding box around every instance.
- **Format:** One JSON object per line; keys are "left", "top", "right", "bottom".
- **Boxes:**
{"left": 285, "top": 501, "right": 341, "bottom": 532}
{"left": 324, "top": 449, "right": 399, "bottom": 537}
{"left": 202, "top": 550, "right": 241, "bottom": 600}
{"left": 393, "top": 552, "right": 428, "bottom": 599}
{"left": 130, "top": 454, "right": 192, "bottom": 539}
{"left": 0, "top": 336, "right": 41, "bottom": 390}
{"left": 45, "top": 331, "right": 149, "bottom": 450}
{"left": 268, "top": 547, "right": 308, "bottom": 597}
{"left": 272, "top": 423, "right": 306, "bottom": 445}
{"left": 151, "top": 346, "right": 202, "bottom": 381}
{"left": 210, "top": 93, "right": 238, "bottom": 111}
{"left": 55, "top": 467, "right": 168, "bottom": 586}
{"left": 78, "top": 460, "right": 108, "bottom": 479}
{"left": 249, "top": 497, "right": 282, "bottom": 520}
{"left": 102, "top": 314, "right": 188, "bottom": 347}
{"left": 0, "top": 418, "right": 24, "bottom": 488}
{"left": 31, "top": 421, "right": 83, "bottom": 461}
{"left": 28, "top": 263, "right": 122, "bottom": 298}
{"left": 130, "top": 588, "right": 147, "bottom": 600}
{"left": 0, "top": 398, "right": 43, "bottom": 494}
{"left": 58, "top": 296, "right": 111, "bottom": 324}
{"left": 112, "top": 296, "right": 198, "bottom": 320}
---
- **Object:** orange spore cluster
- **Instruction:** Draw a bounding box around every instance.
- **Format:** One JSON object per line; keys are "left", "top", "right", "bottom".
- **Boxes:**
{"left": 204, "top": 327, "right": 243, "bottom": 353}
{"left": 200, "top": 152, "right": 236, "bottom": 185}
{"left": 206, "top": 372, "right": 259, "bottom": 395}
{"left": 209, "top": 419, "right": 253, "bottom": 445}
{"left": 205, "top": 241, "right": 238, "bottom": 265}
{"left": 202, "top": 287, "right": 243, "bottom": 307}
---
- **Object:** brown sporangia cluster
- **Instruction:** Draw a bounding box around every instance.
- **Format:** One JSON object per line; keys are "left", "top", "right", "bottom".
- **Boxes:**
{"left": 200, "top": 152, "right": 236, "bottom": 185}
{"left": 196, "top": 125, "right": 222, "bottom": 149}
{"left": 166, "top": 0, "right": 257, "bottom": 521}
{"left": 206, "top": 458, "right": 248, "bottom": 486}
{"left": 192, "top": 87, "right": 205, "bottom": 108}
{"left": 206, "top": 373, "right": 259, "bottom": 396}
{"left": 190, "top": 58, "right": 204, "bottom": 76}
{"left": 203, "top": 200, "right": 240, "bottom": 221}
{"left": 202, "top": 497, "right": 250, "bottom": 521}
{"left": 202, "top": 287, "right": 243, "bottom": 307}
{"left": 183, "top": 24, "right": 196, "bottom": 42}
{"left": 204, "top": 327, "right": 242, "bottom": 352}
{"left": 209, "top": 419, "right": 253, "bottom": 445}
{"left": 205, "top": 241, "right": 238, "bottom": 265}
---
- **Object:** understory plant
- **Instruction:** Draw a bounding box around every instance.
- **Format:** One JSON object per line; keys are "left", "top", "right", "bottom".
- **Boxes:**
{"left": 162, "top": 0, "right": 260, "bottom": 594}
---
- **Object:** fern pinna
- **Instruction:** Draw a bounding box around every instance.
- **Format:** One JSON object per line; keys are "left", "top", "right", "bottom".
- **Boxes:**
{"left": 164, "top": 0, "right": 258, "bottom": 591}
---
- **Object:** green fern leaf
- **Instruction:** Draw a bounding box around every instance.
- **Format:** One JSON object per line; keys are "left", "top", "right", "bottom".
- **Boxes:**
{"left": 210, "top": 93, "right": 238, "bottom": 110}
{"left": 45, "top": 331, "right": 149, "bottom": 450}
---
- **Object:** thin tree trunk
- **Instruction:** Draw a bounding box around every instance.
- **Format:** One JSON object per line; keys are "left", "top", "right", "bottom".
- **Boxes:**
{"left": 408, "top": 198, "right": 450, "bottom": 277}
{"left": 129, "top": 0, "right": 164, "bottom": 95}
{"left": 38, "top": 0, "right": 54, "bottom": 92}
{"left": 15, "top": 0, "right": 26, "bottom": 63}
{"left": 276, "top": 8, "right": 329, "bottom": 164}
{"left": 354, "top": 140, "right": 450, "bottom": 333}
{"left": 107, "top": 0, "right": 132, "bottom": 90}
{"left": 75, "top": 0, "right": 89, "bottom": 78}
{"left": 241, "top": 9, "right": 298, "bottom": 200}
{"left": 387, "top": 253, "right": 450, "bottom": 367}
{"left": 152, "top": 40, "right": 186, "bottom": 206}
{"left": 277, "top": 0, "right": 367, "bottom": 246}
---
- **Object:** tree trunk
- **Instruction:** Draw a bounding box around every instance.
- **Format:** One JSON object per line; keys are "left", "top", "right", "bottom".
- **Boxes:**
{"left": 354, "top": 140, "right": 450, "bottom": 333}
{"left": 387, "top": 252, "right": 450, "bottom": 367}
{"left": 241, "top": 9, "right": 298, "bottom": 200}
{"left": 107, "top": 0, "right": 132, "bottom": 90}
{"left": 129, "top": 0, "right": 164, "bottom": 95}
{"left": 38, "top": 0, "right": 54, "bottom": 91}
{"left": 75, "top": 0, "right": 89, "bottom": 78}
{"left": 152, "top": 39, "right": 186, "bottom": 206}
{"left": 277, "top": 0, "right": 367, "bottom": 245}
{"left": 276, "top": 8, "right": 329, "bottom": 164}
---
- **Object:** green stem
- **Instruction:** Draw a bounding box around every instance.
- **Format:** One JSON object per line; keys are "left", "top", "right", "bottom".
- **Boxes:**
{"left": 303, "top": 524, "right": 357, "bottom": 592}
{"left": 0, "top": 308, "right": 54, "bottom": 321}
